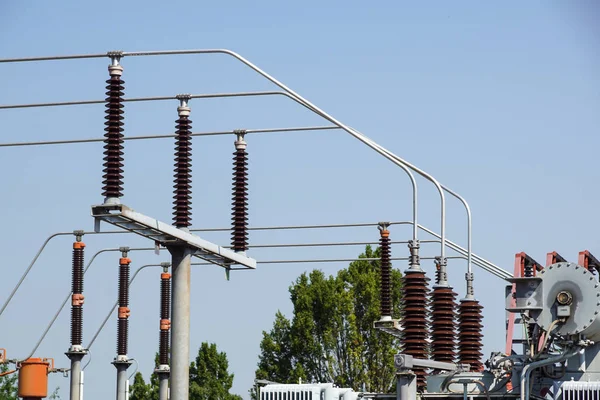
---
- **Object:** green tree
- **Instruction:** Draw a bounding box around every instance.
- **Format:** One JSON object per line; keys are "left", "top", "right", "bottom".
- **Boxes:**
{"left": 189, "top": 342, "right": 242, "bottom": 400}
{"left": 0, "top": 363, "right": 18, "bottom": 400}
{"left": 130, "top": 343, "right": 241, "bottom": 400}
{"left": 48, "top": 387, "right": 61, "bottom": 399}
{"left": 253, "top": 246, "right": 402, "bottom": 398}
{"left": 129, "top": 371, "right": 157, "bottom": 400}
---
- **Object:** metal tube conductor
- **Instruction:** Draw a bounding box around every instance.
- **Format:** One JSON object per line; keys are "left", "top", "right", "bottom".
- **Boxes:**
{"left": 113, "top": 249, "right": 132, "bottom": 400}
{"left": 378, "top": 222, "right": 392, "bottom": 320}
{"left": 103, "top": 54, "right": 125, "bottom": 204}
{"left": 173, "top": 95, "right": 192, "bottom": 228}
{"left": 66, "top": 230, "right": 86, "bottom": 400}
{"left": 231, "top": 130, "right": 249, "bottom": 254}
{"left": 156, "top": 263, "right": 171, "bottom": 400}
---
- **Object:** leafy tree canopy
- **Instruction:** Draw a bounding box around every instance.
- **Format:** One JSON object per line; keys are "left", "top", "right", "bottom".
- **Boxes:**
{"left": 0, "top": 363, "right": 18, "bottom": 400}
{"left": 130, "top": 342, "right": 242, "bottom": 400}
{"left": 253, "top": 245, "right": 402, "bottom": 398}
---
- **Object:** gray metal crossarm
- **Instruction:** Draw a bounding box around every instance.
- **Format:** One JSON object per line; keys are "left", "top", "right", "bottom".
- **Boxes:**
{"left": 394, "top": 354, "right": 470, "bottom": 372}
{"left": 91, "top": 203, "right": 256, "bottom": 269}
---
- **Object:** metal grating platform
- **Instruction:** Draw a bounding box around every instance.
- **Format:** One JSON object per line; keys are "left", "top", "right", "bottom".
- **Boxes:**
{"left": 91, "top": 203, "right": 256, "bottom": 270}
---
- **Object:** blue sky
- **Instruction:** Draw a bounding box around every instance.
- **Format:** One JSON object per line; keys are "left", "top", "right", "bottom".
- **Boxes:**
{"left": 1, "top": 1, "right": 598, "bottom": 399}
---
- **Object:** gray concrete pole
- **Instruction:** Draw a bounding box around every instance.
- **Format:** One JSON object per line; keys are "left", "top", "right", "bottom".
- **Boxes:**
{"left": 67, "top": 352, "right": 84, "bottom": 400}
{"left": 169, "top": 246, "right": 192, "bottom": 400}
{"left": 396, "top": 373, "right": 417, "bottom": 400}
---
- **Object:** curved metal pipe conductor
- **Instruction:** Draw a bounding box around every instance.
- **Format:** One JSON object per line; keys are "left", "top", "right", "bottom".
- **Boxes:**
{"left": 0, "top": 49, "right": 476, "bottom": 285}
{"left": 520, "top": 347, "right": 581, "bottom": 400}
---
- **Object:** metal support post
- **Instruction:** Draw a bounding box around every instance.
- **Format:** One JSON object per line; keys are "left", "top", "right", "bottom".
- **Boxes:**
{"left": 157, "top": 366, "right": 170, "bottom": 400}
{"left": 66, "top": 352, "right": 84, "bottom": 400}
{"left": 114, "top": 359, "right": 131, "bottom": 400}
{"left": 396, "top": 372, "right": 417, "bottom": 400}
{"left": 169, "top": 246, "right": 192, "bottom": 400}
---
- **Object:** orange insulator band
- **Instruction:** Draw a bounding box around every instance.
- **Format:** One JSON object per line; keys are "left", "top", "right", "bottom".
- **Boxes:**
{"left": 71, "top": 294, "right": 85, "bottom": 306}
{"left": 161, "top": 272, "right": 171, "bottom": 280}
{"left": 118, "top": 307, "right": 130, "bottom": 318}
{"left": 119, "top": 257, "right": 131, "bottom": 265}
{"left": 380, "top": 230, "right": 389, "bottom": 238}
{"left": 73, "top": 242, "right": 86, "bottom": 249}
{"left": 160, "top": 319, "right": 171, "bottom": 330}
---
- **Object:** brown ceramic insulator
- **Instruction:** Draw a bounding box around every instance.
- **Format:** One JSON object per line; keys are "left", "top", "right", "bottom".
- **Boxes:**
{"left": 71, "top": 306, "right": 83, "bottom": 347}
{"left": 161, "top": 276, "right": 170, "bottom": 320}
{"left": 231, "top": 148, "right": 248, "bottom": 252}
{"left": 458, "top": 299, "right": 484, "bottom": 371}
{"left": 172, "top": 115, "right": 192, "bottom": 228}
{"left": 431, "top": 286, "right": 457, "bottom": 364}
{"left": 118, "top": 262, "right": 130, "bottom": 308}
{"left": 379, "top": 231, "right": 392, "bottom": 317}
{"left": 117, "top": 318, "right": 128, "bottom": 356}
{"left": 117, "top": 260, "right": 130, "bottom": 356}
{"left": 400, "top": 271, "right": 430, "bottom": 391}
{"left": 159, "top": 330, "right": 169, "bottom": 366}
{"left": 102, "top": 74, "right": 125, "bottom": 198}
{"left": 159, "top": 274, "right": 171, "bottom": 365}
{"left": 72, "top": 247, "right": 84, "bottom": 295}
{"left": 71, "top": 246, "right": 84, "bottom": 346}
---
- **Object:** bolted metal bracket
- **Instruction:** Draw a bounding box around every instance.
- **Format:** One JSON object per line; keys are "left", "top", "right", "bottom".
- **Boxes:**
{"left": 154, "top": 364, "right": 170, "bottom": 375}
{"left": 374, "top": 318, "right": 402, "bottom": 339}
{"left": 505, "top": 276, "right": 543, "bottom": 312}
{"left": 112, "top": 354, "right": 132, "bottom": 366}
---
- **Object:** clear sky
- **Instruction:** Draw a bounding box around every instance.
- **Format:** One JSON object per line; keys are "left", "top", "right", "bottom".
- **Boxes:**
{"left": 0, "top": 1, "right": 598, "bottom": 399}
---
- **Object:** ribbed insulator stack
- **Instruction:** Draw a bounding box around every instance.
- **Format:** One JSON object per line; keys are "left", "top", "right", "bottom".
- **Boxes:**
{"left": 117, "top": 257, "right": 131, "bottom": 356}
{"left": 102, "top": 63, "right": 125, "bottom": 200}
{"left": 431, "top": 286, "right": 457, "bottom": 363}
{"left": 231, "top": 131, "right": 248, "bottom": 252}
{"left": 400, "top": 271, "right": 430, "bottom": 391}
{"left": 379, "top": 225, "right": 391, "bottom": 318}
{"left": 458, "top": 299, "right": 484, "bottom": 371}
{"left": 71, "top": 241, "right": 86, "bottom": 347}
{"left": 173, "top": 100, "right": 192, "bottom": 228}
{"left": 159, "top": 270, "right": 171, "bottom": 366}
